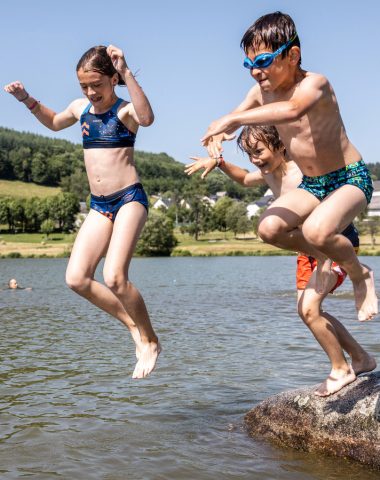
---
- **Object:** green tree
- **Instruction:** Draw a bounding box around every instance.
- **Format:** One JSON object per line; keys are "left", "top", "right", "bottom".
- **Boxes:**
{"left": 0, "top": 197, "right": 10, "bottom": 230}
{"left": 8, "top": 198, "right": 26, "bottom": 232}
{"left": 136, "top": 211, "right": 178, "bottom": 256}
{"left": 226, "top": 201, "right": 248, "bottom": 238}
{"left": 213, "top": 196, "right": 234, "bottom": 235}
{"left": 49, "top": 193, "right": 79, "bottom": 232}
{"left": 40, "top": 218, "right": 55, "bottom": 238}
{"left": 236, "top": 215, "right": 251, "bottom": 237}
{"left": 60, "top": 168, "right": 89, "bottom": 201}
{"left": 24, "top": 197, "right": 43, "bottom": 232}
{"left": 357, "top": 216, "right": 380, "bottom": 247}
{"left": 251, "top": 207, "right": 265, "bottom": 238}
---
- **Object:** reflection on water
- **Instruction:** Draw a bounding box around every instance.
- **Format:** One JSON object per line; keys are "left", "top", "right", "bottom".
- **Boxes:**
{"left": 0, "top": 257, "right": 379, "bottom": 479}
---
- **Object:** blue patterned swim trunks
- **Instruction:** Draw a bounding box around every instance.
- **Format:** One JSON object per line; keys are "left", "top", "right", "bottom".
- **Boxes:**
{"left": 298, "top": 160, "right": 373, "bottom": 204}
{"left": 90, "top": 183, "right": 149, "bottom": 222}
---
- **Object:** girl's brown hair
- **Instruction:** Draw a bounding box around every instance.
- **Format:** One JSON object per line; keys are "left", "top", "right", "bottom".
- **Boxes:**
{"left": 76, "top": 46, "right": 125, "bottom": 85}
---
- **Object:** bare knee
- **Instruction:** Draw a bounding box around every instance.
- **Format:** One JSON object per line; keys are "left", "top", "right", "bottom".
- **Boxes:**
{"left": 103, "top": 271, "right": 129, "bottom": 295}
{"left": 65, "top": 271, "right": 91, "bottom": 294}
{"left": 298, "top": 299, "right": 319, "bottom": 327}
{"left": 303, "top": 220, "right": 334, "bottom": 250}
{"left": 258, "top": 216, "right": 285, "bottom": 244}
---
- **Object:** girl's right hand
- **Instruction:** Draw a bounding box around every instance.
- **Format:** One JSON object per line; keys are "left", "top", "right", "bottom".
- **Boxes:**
{"left": 184, "top": 156, "right": 218, "bottom": 179}
{"left": 4, "top": 81, "right": 28, "bottom": 101}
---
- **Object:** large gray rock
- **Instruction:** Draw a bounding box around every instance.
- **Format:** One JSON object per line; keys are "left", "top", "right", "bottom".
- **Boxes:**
{"left": 245, "top": 372, "right": 380, "bottom": 468}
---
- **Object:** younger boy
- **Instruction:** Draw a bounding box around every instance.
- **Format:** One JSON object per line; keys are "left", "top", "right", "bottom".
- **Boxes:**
{"left": 201, "top": 11, "right": 377, "bottom": 322}
{"left": 186, "top": 125, "right": 376, "bottom": 396}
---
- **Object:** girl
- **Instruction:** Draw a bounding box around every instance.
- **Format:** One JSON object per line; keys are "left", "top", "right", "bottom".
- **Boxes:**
{"left": 4, "top": 45, "right": 160, "bottom": 378}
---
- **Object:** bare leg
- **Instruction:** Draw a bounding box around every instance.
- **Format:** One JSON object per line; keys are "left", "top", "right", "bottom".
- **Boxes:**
{"left": 103, "top": 202, "right": 160, "bottom": 379}
{"left": 322, "top": 312, "right": 376, "bottom": 375}
{"left": 258, "top": 188, "right": 321, "bottom": 255}
{"left": 66, "top": 211, "right": 143, "bottom": 359}
{"left": 260, "top": 186, "right": 378, "bottom": 321}
{"left": 298, "top": 271, "right": 357, "bottom": 396}
{"left": 302, "top": 186, "right": 378, "bottom": 321}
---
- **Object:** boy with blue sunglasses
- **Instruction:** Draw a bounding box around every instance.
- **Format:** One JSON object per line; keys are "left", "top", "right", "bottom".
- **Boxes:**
{"left": 201, "top": 11, "right": 378, "bottom": 323}
{"left": 187, "top": 125, "right": 376, "bottom": 396}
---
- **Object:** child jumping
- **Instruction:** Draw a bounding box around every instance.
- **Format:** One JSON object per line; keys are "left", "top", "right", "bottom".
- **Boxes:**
{"left": 201, "top": 11, "right": 378, "bottom": 322}
{"left": 186, "top": 125, "right": 376, "bottom": 396}
{"left": 4, "top": 45, "right": 160, "bottom": 378}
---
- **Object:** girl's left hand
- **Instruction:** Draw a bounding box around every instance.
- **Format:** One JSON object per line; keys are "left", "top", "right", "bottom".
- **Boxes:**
{"left": 106, "top": 44, "right": 128, "bottom": 72}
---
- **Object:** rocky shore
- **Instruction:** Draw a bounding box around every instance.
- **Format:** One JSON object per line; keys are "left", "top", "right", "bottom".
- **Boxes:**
{"left": 245, "top": 372, "right": 380, "bottom": 469}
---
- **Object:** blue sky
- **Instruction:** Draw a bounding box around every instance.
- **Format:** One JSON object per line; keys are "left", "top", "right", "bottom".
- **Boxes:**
{"left": 1, "top": 0, "right": 380, "bottom": 169}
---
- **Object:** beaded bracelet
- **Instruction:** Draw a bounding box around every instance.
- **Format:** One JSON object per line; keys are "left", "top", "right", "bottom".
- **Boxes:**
{"left": 18, "top": 93, "right": 29, "bottom": 102}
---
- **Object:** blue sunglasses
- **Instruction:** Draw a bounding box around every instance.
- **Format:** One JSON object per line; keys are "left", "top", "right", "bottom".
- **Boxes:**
{"left": 243, "top": 34, "right": 297, "bottom": 70}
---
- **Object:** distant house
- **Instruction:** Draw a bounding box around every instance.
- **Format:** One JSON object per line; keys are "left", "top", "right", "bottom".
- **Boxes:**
{"left": 216, "top": 191, "right": 227, "bottom": 199}
{"left": 367, "top": 181, "right": 380, "bottom": 217}
{"left": 246, "top": 188, "right": 274, "bottom": 219}
{"left": 202, "top": 196, "right": 216, "bottom": 207}
{"left": 152, "top": 197, "right": 192, "bottom": 210}
{"left": 152, "top": 197, "right": 174, "bottom": 210}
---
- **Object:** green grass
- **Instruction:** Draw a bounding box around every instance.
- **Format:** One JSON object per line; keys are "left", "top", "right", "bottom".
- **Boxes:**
{"left": 0, "top": 179, "right": 61, "bottom": 198}
{"left": 0, "top": 233, "right": 74, "bottom": 244}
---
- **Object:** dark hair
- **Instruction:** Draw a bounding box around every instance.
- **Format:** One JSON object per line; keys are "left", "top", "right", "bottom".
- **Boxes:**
{"left": 240, "top": 11, "right": 301, "bottom": 65}
{"left": 237, "top": 125, "right": 284, "bottom": 155}
{"left": 76, "top": 46, "right": 125, "bottom": 85}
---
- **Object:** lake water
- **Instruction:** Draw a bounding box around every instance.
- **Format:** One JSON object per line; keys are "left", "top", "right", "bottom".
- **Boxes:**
{"left": 1, "top": 256, "right": 379, "bottom": 480}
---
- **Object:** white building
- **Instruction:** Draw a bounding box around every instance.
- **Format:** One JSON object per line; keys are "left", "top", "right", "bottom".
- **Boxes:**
{"left": 246, "top": 188, "right": 274, "bottom": 219}
{"left": 367, "top": 181, "right": 380, "bottom": 217}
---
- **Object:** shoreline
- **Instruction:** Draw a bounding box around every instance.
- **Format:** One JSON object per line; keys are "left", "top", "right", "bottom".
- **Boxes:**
{"left": 1, "top": 239, "right": 380, "bottom": 258}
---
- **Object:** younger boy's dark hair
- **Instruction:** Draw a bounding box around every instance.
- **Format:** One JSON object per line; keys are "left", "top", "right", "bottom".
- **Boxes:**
{"left": 76, "top": 46, "right": 126, "bottom": 85}
{"left": 237, "top": 125, "right": 285, "bottom": 155}
{"left": 240, "top": 11, "right": 301, "bottom": 65}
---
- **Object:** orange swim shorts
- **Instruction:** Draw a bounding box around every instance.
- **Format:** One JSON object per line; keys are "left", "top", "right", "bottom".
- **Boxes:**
{"left": 296, "top": 254, "right": 347, "bottom": 293}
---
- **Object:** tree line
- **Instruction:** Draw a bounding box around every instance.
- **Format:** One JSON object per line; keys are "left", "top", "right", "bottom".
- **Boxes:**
{"left": 0, "top": 127, "right": 265, "bottom": 203}
{"left": 0, "top": 193, "right": 79, "bottom": 234}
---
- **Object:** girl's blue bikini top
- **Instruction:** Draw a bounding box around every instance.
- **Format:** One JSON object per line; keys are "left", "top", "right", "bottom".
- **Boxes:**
{"left": 80, "top": 98, "right": 136, "bottom": 149}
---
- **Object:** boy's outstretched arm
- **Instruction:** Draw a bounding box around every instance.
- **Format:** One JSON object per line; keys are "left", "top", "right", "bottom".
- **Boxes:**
{"left": 185, "top": 156, "right": 265, "bottom": 187}
{"left": 204, "top": 85, "right": 260, "bottom": 158}
{"left": 202, "top": 75, "right": 326, "bottom": 145}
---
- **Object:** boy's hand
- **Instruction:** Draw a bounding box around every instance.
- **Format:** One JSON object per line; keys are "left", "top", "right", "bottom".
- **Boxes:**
{"left": 201, "top": 115, "right": 238, "bottom": 146}
{"left": 204, "top": 132, "right": 235, "bottom": 159}
{"left": 185, "top": 156, "right": 218, "bottom": 179}
{"left": 106, "top": 44, "right": 128, "bottom": 73}
{"left": 4, "top": 81, "right": 28, "bottom": 101}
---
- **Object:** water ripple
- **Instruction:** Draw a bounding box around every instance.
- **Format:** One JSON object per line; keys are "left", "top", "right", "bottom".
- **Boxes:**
{"left": 1, "top": 257, "right": 379, "bottom": 479}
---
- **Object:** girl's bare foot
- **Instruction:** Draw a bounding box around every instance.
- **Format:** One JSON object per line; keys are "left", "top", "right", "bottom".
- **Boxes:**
{"left": 132, "top": 341, "right": 161, "bottom": 379}
{"left": 314, "top": 365, "right": 356, "bottom": 397}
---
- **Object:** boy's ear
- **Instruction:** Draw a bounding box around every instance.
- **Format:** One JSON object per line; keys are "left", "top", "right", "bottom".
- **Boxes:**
{"left": 289, "top": 46, "right": 301, "bottom": 65}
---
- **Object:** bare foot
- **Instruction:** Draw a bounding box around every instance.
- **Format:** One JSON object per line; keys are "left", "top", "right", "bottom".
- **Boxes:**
{"left": 352, "top": 355, "right": 377, "bottom": 376}
{"left": 315, "top": 257, "right": 333, "bottom": 294}
{"left": 314, "top": 365, "right": 356, "bottom": 397}
{"left": 132, "top": 341, "right": 161, "bottom": 379}
{"left": 353, "top": 265, "right": 378, "bottom": 321}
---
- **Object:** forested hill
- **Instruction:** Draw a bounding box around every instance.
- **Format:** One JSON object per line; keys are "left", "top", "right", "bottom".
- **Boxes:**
{"left": 0, "top": 126, "right": 265, "bottom": 203}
